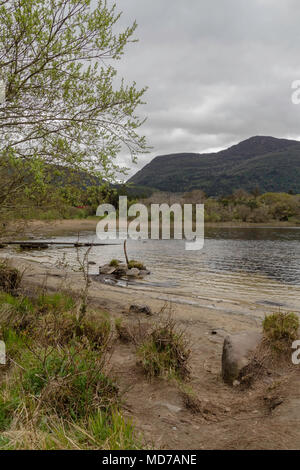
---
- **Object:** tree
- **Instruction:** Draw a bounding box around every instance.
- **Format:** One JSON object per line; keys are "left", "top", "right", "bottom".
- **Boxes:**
{"left": 0, "top": 0, "right": 147, "bottom": 218}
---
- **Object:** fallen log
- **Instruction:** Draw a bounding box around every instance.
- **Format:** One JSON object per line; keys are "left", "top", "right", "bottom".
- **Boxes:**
{"left": 1, "top": 241, "right": 119, "bottom": 247}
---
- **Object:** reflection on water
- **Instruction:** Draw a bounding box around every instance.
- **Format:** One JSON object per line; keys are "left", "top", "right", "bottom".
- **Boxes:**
{"left": 7, "top": 227, "right": 300, "bottom": 315}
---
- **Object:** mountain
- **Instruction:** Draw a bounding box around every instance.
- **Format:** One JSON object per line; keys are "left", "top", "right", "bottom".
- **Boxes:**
{"left": 128, "top": 136, "right": 300, "bottom": 196}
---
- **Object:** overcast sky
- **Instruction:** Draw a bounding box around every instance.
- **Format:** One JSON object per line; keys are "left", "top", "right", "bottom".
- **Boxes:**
{"left": 112, "top": 0, "right": 300, "bottom": 178}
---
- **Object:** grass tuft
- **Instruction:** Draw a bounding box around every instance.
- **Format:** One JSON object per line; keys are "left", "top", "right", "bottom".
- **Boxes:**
{"left": 263, "top": 312, "right": 299, "bottom": 354}
{"left": 0, "top": 263, "right": 22, "bottom": 295}
{"left": 128, "top": 260, "right": 145, "bottom": 270}
{"left": 109, "top": 259, "right": 119, "bottom": 267}
{"left": 137, "top": 316, "right": 191, "bottom": 380}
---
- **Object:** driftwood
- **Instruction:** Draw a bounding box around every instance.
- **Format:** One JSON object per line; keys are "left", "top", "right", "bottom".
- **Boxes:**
{"left": 2, "top": 241, "right": 116, "bottom": 250}
{"left": 123, "top": 240, "right": 129, "bottom": 266}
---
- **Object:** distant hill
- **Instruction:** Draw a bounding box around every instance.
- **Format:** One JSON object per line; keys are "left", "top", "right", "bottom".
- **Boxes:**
{"left": 128, "top": 136, "right": 300, "bottom": 195}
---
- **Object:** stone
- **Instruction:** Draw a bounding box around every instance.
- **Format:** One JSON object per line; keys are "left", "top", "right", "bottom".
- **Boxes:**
{"left": 117, "top": 263, "right": 127, "bottom": 270}
{"left": 221, "top": 331, "right": 262, "bottom": 385}
{"left": 139, "top": 269, "right": 150, "bottom": 276}
{"left": 129, "top": 304, "right": 152, "bottom": 316}
{"left": 126, "top": 268, "right": 140, "bottom": 277}
{"left": 114, "top": 267, "right": 127, "bottom": 277}
{"left": 99, "top": 264, "right": 116, "bottom": 275}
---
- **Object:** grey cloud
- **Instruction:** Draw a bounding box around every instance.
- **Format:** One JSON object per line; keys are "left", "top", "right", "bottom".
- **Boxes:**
{"left": 107, "top": 0, "right": 300, "bottom": 176}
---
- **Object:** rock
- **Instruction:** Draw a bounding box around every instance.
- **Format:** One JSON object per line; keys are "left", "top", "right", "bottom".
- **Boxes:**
{"left": 139, "top": 269, "right": 150, "bottom": 276}
{"left": 99, "top": 264, "right": 116, "bottom": 275}
{"left": 126, "top": 268, "right": 140, "bottom": 277}
{"left": 114, "top": 267, "right": 127, "bottom": 277}
{"left": 117, "top": 263, "right": 127, "bottom": 270}
{"left": 129, "top": 304, "right": 152, "bottom": 316}
{"left": 221, "top": 331, "right": 262, "bottom": 385}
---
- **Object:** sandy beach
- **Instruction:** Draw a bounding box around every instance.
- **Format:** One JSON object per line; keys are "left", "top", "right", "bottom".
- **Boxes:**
{"left": 1, "top": 248, "right": 299, "bottom": 449}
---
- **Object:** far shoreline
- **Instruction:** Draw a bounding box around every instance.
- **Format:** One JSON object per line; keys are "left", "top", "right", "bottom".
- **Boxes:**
{"left": 4, "top": 218, "right": 300, "bottom": 239}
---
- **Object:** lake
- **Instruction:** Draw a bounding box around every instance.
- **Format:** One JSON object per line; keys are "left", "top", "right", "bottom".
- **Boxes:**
{"left": 9, "top": 226, "right": 300, "bottom": 318}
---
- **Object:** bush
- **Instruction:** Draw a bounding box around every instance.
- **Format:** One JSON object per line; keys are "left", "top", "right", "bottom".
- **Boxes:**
{"left": 137, "top": 316, "right": 191, "bottom": 380}
{"left": 0, "top": 263, "right": 22, "bottom": 294}
{"left": 0, "top": 288, "right": 141, "bottom": 450}
{"left": 9, "top": 345, "right": 119, "bottom": 420}
{"left": 109, "top": 259, "right": 119, "bottom": 267}
{"left": 263, "top": 312, "right": 299, "bottom": 353}
{"left": 0, "top": 294, "right": 36, "bottom": 336}
{"left": 33, "top": 310, "right": 112, "bottom": 351}
{"left": 128, "top": 260, "right": 145, "bottom": 270}
{"left": 75, "top": 317, "right": 112, "bottom": 350}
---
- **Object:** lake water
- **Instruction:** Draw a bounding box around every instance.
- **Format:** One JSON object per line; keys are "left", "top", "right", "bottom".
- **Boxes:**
{"left": 8, "top": 227, "right": 300, "bottom": 318}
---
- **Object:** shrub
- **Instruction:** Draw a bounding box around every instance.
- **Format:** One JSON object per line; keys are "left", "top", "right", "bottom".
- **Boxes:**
{"left": 1, "top": 327, "right": 30, "bottom": 359}
{"left": 109, "top": 259, "right": 119, "bottom": 267}
{"left": 262, "top": 312, "right": 299, "bottom": 353}
{"left": 128, "top": 260, "right": 145, "bottom": 270}
{"left": 263, "top": 312, "right": 299, "bottom": 342}
{"left": 11, "top": 345, "right": 119, "bottom": 420}
{"left": 137, "top": 317, "right": 191, "bottom": 380}
{"left": 75, "top": 317, "right": 112, "bottom": 350}
{"left": 0, "top": 263, "right": 22, "bottom": 294}
{"left": 33, "top": 311, "right": 112, "bottom": 351}
{"left": 0, "top": 294, "right": 35, "bottom": 333}
{"left": 0, "top": 288, "right": 142, "bottom": 450}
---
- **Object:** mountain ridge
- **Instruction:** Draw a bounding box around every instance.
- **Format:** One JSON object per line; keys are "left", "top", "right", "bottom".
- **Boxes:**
{"left": 128, "top": 136, "right": 300, "bottom": 195}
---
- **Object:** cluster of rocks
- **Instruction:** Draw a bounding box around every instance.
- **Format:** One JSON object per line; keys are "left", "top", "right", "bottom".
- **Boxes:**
{"left": 99, "top": 261, "right": 150, "bottom": 279}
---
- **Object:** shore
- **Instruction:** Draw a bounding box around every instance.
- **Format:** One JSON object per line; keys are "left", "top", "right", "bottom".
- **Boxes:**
{"left": 1, "top": 252, "right": 300, "bottom": 449}
{"left": 1, "top": 218, "right": 300, "bottom": 449}
{"left": 2, "top": 217, "right": 299, "bottom": 241}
